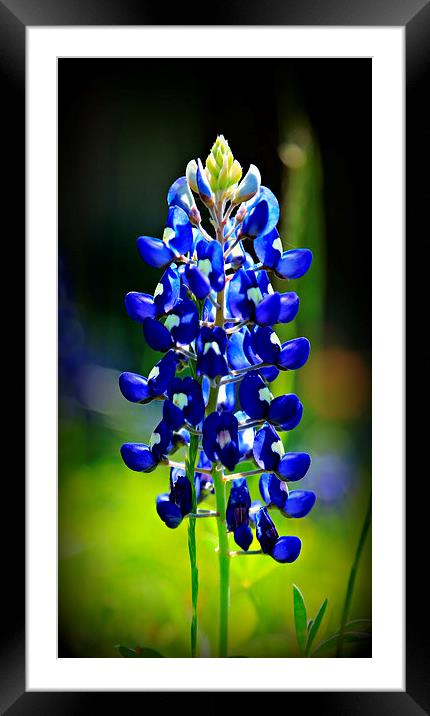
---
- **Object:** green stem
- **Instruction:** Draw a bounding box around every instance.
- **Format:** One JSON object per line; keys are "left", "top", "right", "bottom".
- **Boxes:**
{"left": 336, "top": 493, "right": 372, "bottom": 657}
{"left": 212, "top": 466, "right": 230, "bottom": 657}
{"left": 185, "top": 433, "right": 199, "bottom": 657}
{"left": 207, "top": 201, "right": 231, "bottom": 658}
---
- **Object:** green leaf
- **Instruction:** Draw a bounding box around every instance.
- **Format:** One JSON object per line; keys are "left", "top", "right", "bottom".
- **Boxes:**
{"left": 306, "top": 598, "right": 328, "bottom": 655}
{"left": 116, "top": 645, "right": 164, "bottom": 658}
{"left": 311, "top": 631, "right": 370, "bottom": 657}
{"left": 343, "top": 619, "right": 371, "bottom": 633}
{"left": 293, "top": 584, "right": 308, "bottom": 654}
{"left": 307, "top": 619, "right": 314, "bottom": 633}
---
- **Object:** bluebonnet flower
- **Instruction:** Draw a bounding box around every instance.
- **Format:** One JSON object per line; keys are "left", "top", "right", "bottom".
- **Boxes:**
{"left": 253, "top": 424, "right": 311, "bottom": 482}
{"left": 194, "top": 452, "right": 214, "bottom": 502}
{"left": 119, "top": 351, "right": 179, "bottom": 404}
{"left": 156, "top": 467, "right": 193, "bottom": 529}
{"left": 226, "top": 478, "right": 253, "bottom": 551}
{"left": 227, "top": 326, "right": 310, "bottom": 376}
{"left": 239, "top": 187, "right": 280, "bottom": 240}
{"left": 125, "top": 265, "right": 181, "bottom": 322}
{"left": 236, "top": 410, "right": 256, "bottom": 462}
{"left": 137, "top": 205, "right": 194, "bottom": 269}
{"left": 202, "top": 411, "right": 240, "bottom": 471}
{"left": 196, "top": 326, "right": 229, "bottom": 379}
{"left": 167, "top": 176, "right": 196, "bottom": 215}
{"left": 143, "top": 298, "right": 199, "bottom": 352}
{"left": 120, "top": 419, "right": 173, "bottom": 473}
{"left": 184, "top": 238, "right": 225, "bottom": 299}
{"left": 254, "top": 228, "right": 313, "bottom": 280}
{"left": 163, "top": 376, "right": 205, "bottom": 429}
{"left": 255, "top": 507, "right": 302, "bottom": 563}
{"left": 238, "top": 370, "right": 303, "bottom": 430}
{"left": 227, "top": 268, "right": 299, "bottom": 327}
{"left": 259, "top": 473, "right": 316, "bottom": 518}
{"left": 120, "top": 136, "right": 315, "bottom": 585}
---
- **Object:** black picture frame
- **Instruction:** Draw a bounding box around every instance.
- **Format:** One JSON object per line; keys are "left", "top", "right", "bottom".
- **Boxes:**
{"left": 2, "top": 0, "right": 425, "bottom": 712}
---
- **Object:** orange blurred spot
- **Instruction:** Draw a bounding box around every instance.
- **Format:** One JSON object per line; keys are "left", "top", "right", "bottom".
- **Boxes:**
{"left": 303, "top": 348, "right": 370, "bottom": 420}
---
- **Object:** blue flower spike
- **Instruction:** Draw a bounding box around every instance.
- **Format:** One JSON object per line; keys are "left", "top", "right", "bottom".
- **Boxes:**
{"left": 119, "top": 134, "right": 315, "bottom": 639}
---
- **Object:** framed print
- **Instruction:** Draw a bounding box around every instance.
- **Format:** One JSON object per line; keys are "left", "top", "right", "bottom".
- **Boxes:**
{"left": 1, "top": 0, "right": 426, "bottom": 712}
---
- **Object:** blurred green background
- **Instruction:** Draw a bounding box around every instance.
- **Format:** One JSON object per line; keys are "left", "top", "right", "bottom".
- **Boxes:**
{"left": 58, "top": 59, "right": 371, "bottom": 657}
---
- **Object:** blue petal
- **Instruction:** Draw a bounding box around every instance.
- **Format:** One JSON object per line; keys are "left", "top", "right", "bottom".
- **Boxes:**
{"left": 271, "top": 536, "right": 302, "bottom": 563}
{"left": 249, "top": 500, "right": 263, "bottom": 526}
{"left": 277, "top": 337, "right": 310, "bottom": 370}
{"left": 227, "top": 329, "right": 253, "bottom": 371}
{"left": 170, "top": 468, "right": 193, "bottom": 516}
{"left": 277, "top": 452, "right": 311, "bottom": 482}
{"left": 217, "top": 381, "right": 236, "bottom": 412}
{"left": 253, "top": 424, "right": 284, "bottom": 471}
{"left": 169, "top": 300, "right": 199, "bottom": 345}
{"left": 150, "top": 420, "right": 173, "bottom": 462}
{"left": 196, "top": 326, "right": 228, "bottom": 379}
{"left": 173, "top": 376, "right": 205, "bottom": 426}
{"left": 196, "top": 158, "right": 214, "bottom": 205}
{"left": 148, "top": 351, "right": 180, "bottom": 394}
{"left": 156, "top": 493, "right": 183, "bottom": 528}
{"left": 224, "top": 234, "right": 246, "bottom": 269}
{"left": 167, "top": 176, "right": 195, "bottom": 215}
{"left": 254, "top": 507, "right": 279, "bottom": 554}
{"left": 185, "top": 264, "right": 211, "bottom": 299}
{"left": 165, "top": 205, "right": 193, "bottom": 256}
{"left": 237, "top": 418, "right": 255, "bottom": 462}
{"left": 254, "top": 228, "right": 283, "bottom": 268}
{"left": 234, "top": 524, "right": 254, "bottom": 551}
{"left": 143, "top": 317, "right": 174, "bottom": 352}
{"left": 276, "top": 248, "right": 313, "bottom": 279}
{"left": 163, "top": 400, "right": 184, "bottom": 430}
{"left": 282, "top": 490, "right": 316, "bottom": 518}
{"left": 120, "top": 443, "right": 157, "bottom": 472}
{"left": 206, "top": 241, "right": 225, "bottom": 292}
{"left": 234, "top": 164, "right": 261, "bottom": 204}
{"left": 219, "top": 441, "right": 241, "bottom": 472}
{"left": 278, "top": 292, "right": 300, "bottom": 324}
{"left": 246, "top": 187, "right": 280, "bottom": 236}
{"left": 197, "top": 349, "right": 229, "bottom": 379}
{"left": 268, "top": 394, "right": 303, "bottom": 431}
{"left": 239, "top": 371, "right": 271, "bottom": 420}
{"left": 255, "top": 292, "right": 281, "bottom": 326}
{"left": 201, "top": 411, "right": 221, "bottom": 463}
{"left": 136, "top": 236, "right": 173, "bottom": 269}
{"left": 153, "top": 265, "right": 181, "bottom": 315}
{"left": 226, "top": 268, "right": 253, "bottom": 321}
{"left": 241, "top": 200, "right": 269, "bottom": 238}
{"left": 259, "top": 472, "right": 289, "bottom": 509}
{"left": 251, "top": 325, "right": 282, "bottom": 364}
{"left": 170, "top": 429, "right": 190, "bottom": 453}
{"left": 202, "top": 411, "right": 240, "bottom": 470}
{"left": 119, "top": 372, "right": 151, "bottom": 403}
{"left": 258, "top": 366, "right": 280, "bottom": 383}
{"left": 226, "top": 477, "right": 251, "bottom": 532}
{"left": 125, "top": 292, "right": 157, "bottom": 322}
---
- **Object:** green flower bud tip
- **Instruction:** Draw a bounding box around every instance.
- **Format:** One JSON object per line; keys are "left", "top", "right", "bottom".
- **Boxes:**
{"left": 205, "top": 135, "right": 242, "bottom": 196}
